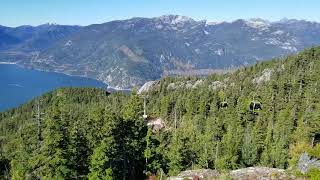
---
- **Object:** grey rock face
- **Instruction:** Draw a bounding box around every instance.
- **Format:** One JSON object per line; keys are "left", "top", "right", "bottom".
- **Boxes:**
{"left": 229, "top": 167, "right": 296, "bottom": 180}
{"left": 298, "top": 152, "right": 320, "bottom": 174}
{"left": 137, "top": 80, "right": 158, "bottom": 94}
{"left": 169, "top": 169, "right": 220, "bottom": 179}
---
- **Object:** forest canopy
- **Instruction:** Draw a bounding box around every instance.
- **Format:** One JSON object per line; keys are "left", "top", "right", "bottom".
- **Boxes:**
{"left": 1, "top": 47, "right": 320, "bottom": 179}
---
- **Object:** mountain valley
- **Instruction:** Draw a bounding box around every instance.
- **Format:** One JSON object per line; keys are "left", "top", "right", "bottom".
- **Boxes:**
{"left": 1, "top": 15, "right": 320, "bottom": 88}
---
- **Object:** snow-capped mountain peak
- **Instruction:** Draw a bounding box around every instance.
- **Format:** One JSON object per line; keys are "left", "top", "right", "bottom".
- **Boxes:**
{"left": 157, "top": 15, "right": 195, "bottom": 24}
{"left": 1, "top": 15, "right": 320, "bottom": 89}
{"left": 205, "top": 20, "right": 225, "bottom": 26}
{"left": 245, "top": 18, "right": 271, "bottom": 29}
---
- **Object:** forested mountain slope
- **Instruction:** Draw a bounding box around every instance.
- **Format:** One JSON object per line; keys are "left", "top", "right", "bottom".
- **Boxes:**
{"left": 1, "top": 47, "right": 320, "bottom": 179}
{"left": 0, "top": 24, "right": 80, "bottom": 56}
{"left": 2, "top": 16, "right": 320, "bottom": 88}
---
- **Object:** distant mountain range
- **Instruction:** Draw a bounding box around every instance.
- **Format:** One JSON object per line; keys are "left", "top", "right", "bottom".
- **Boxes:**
{"left": 1, "top": 15, "right": 320, "bottom": 88}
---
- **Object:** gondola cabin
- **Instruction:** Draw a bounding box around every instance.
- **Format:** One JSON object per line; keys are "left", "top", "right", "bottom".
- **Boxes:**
{"left": 249, "top": 101, "right": 262, "bottom": 111}
{"left": 311, "top": 132, "right": 320, "bottom": 147}
{"left": 104, "top": 86, "right": 111, "bottom": 96}
{"left": 220, "top": 101, "right": 228, "bottom": 108}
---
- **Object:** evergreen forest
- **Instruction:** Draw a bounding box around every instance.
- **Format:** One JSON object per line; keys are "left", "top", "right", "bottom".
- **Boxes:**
{"left": 1, "top": 47, "right": 320, "bottom": 179}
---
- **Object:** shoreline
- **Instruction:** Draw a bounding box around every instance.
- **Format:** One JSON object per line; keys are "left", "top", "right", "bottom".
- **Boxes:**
{"left": 0, "top": 61, "right": 132, "bottom": 91}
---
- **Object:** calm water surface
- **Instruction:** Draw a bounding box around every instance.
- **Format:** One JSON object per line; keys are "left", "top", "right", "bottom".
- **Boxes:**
{"left": 0, "top": 64, "right": 106, "bottom": 111}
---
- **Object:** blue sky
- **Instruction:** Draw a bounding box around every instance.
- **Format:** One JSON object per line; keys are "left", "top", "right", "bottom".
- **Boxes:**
{"left": 1, "top": 0, "right": 319, "bottom": 27}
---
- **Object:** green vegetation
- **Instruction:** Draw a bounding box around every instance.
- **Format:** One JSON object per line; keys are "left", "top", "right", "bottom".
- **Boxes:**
{"left": 1, "top": 47, "right": 320, "bottom": 179}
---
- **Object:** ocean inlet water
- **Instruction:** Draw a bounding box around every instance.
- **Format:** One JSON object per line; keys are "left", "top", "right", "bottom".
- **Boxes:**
{"left": 0, "top": 64, "right": 107, "bottom": 111}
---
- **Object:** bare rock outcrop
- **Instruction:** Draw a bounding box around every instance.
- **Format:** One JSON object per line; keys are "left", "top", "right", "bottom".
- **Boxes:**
{"left": 146, "top": 117, "right": 165, "bottom": 132}
{"left": 168, "top": 169, "right": 220, "bottom": 180}
{"left": 229, "top": 167, "right": 296, "bottom": 180}
{"left": 137, "top": 80, "right": 159, "bottom": 94}
{"left": 252, "top": 69, "right": 273, "bottom": 85}
{"left": 209, "top": 81, "right": 225, "bottom": 90}
{"left": 168, "top": 167, "right": 301, "bottom": 179}
{"left": 298, "top": 152, "right": 320, "bottom": 174}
